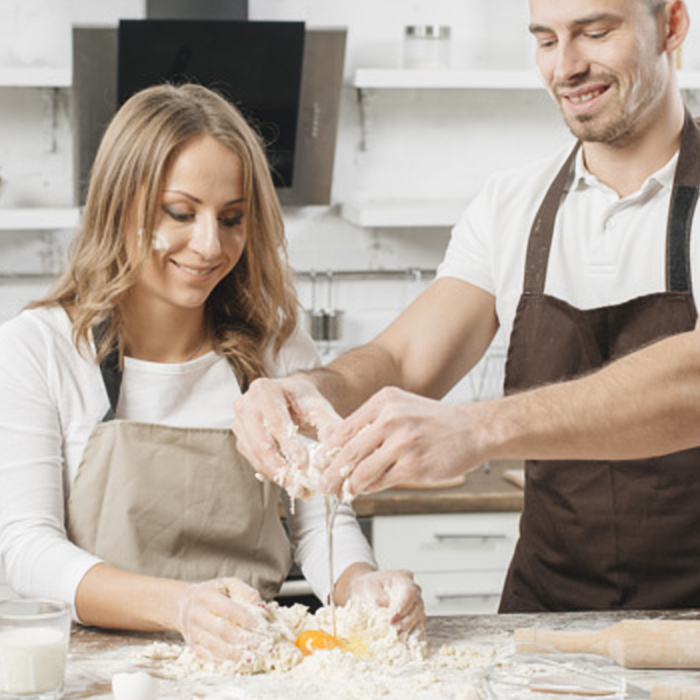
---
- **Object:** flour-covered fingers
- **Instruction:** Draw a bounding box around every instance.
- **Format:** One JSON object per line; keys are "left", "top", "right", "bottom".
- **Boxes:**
{"left": 177, "top": 577, "right": 277, "bottom": 662}
{"left": 231, "top": 377, "right": 310, "bottom": 482}
{"left": 392, "top": 588, "right": 426, "bottom": 636}
{"left": 286, "top": 390, "right": 342, "bottom": 443}
{"left": 320, "top": 423, "right": 384, "bottom": 495}
{"left": 187, "top": 622, "right": 268, "bottom": 662}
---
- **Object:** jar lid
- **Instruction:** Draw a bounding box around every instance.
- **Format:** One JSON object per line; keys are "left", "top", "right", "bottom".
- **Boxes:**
{"left": 405, "top": 25, "right": 451, "bottom": 39}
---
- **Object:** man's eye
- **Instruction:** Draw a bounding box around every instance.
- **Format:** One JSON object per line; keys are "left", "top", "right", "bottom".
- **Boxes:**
{"left": 163, "top": 206, "right": 192, "bottom": 222}
{"left": 587, "top": 30, "right": 610, "bottom": 39}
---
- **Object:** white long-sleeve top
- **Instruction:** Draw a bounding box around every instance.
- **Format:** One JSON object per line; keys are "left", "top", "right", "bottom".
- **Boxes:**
{"left": 0, "top": 306, "right": 376, "bottom": 617}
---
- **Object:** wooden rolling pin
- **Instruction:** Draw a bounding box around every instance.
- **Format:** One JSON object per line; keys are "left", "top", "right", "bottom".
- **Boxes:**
{"left": 514, "top": 620, "right": 700, "bottom": 669}
{"left": 652, "top": 687, "right": 700, "bottom": 700}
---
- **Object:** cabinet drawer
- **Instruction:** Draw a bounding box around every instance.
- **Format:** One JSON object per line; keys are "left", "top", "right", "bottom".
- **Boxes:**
{"left": 373, "top": 512, "right": 520, "bottom": 573}
{"left": 415, "top": 570, "right": 507, "bottom": 616}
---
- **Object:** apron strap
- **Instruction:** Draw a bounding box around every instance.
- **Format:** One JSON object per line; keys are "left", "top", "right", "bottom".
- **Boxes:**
{"left": 523, "top": 143, "right": 580, "bottom": 294}
{"left": 524, "top": 109, "right": 700, "bottom": 296}
{"left": 92, "top": 319, "right": 122, "bottom": 422}
{"left": 667, "top": 109, "right": 700, "bottom": 294}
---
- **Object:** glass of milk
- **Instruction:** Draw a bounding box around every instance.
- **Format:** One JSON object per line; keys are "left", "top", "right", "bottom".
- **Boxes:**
{"left": 0, "top": 599, "right": 71, "bottom": 700}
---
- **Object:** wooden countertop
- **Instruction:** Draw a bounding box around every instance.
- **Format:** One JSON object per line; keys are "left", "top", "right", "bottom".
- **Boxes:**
{"left": 351, "top": 459, "right": 525, "bottom": 517}
{"left": 64, "top": 609, "right": 700, "bottom": 699}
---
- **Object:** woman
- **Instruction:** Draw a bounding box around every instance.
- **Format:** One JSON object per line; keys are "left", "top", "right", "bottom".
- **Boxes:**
{"left": 0, "top": 84, "right": 423, "bottom": 661}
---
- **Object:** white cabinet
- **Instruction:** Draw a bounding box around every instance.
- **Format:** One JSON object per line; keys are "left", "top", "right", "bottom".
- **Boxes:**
{"left": 372, "top": 511, "right": 520, "bottom": 615}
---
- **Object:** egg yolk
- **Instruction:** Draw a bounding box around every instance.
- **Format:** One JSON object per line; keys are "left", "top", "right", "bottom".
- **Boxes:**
{"left": 295, "top": 629, "right": 342, "bottom": 655}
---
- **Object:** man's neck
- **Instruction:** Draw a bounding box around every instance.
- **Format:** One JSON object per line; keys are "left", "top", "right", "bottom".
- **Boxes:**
{"left": 581, "top": 98, "right": 685, "bottom": 198}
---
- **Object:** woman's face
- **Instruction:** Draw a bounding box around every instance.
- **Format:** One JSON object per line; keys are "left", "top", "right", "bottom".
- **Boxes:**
{"left": 130, "top": 135, "right": 248, "bottom": 313}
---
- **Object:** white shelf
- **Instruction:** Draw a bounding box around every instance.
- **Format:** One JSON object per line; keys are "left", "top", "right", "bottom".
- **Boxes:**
{"left": 0, "top": 67, "right": 71, "bottom": 88}
{"left": 353, "top": 68, "right": 700, "bottom": 91}
{"left": 352, "top": 69, "right": 543, "bottom": 90}
{"left": 340, "top": 199, "right": 466, "bottom": 228}
{"left": 0, "top": 208, "right": 80, "bottom": 231}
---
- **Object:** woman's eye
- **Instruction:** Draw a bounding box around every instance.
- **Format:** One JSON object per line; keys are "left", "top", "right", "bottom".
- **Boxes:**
{"left": 220, "top": 214, "right": 243, "bottom": 228}
{"left": 163, "top": 206, "right": 192, "bottom": 222}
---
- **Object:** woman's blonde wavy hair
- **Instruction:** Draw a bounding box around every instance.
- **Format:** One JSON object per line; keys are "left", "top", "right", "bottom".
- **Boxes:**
{"left": 30, "top": 82, "right": 299, "bottom": 387}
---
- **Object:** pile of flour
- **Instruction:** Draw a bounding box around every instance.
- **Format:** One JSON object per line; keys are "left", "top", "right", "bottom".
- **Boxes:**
{"left": 141, "top": 583, "right": 427, "bottom": 678}
{"left": 138, "top": 592, "right": 504, "bottom": 700}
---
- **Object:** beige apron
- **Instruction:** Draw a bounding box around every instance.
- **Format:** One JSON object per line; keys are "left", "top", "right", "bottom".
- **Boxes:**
{"left": 66, "top": 327, "right": 292, "bottom": 600}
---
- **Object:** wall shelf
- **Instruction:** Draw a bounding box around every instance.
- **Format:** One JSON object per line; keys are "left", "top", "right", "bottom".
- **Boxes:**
{"left": 352, "top": 68, "right": 700, "bottom": 91}
{"left": 0, "top": 208, "right": 80, "bottom": 231}
{"left": 340, "top": 199, "right": 466, "bottom": 228}
{"left": 0, "top": 67, "right": 71, "bottom": 88}
{"left": 352, "top": 69, "right": 542, "bottom": 90}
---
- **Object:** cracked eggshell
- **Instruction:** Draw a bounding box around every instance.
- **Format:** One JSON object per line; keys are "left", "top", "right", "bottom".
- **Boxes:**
{"left": 112, "top": 671, "right": 159, "bottom": 700}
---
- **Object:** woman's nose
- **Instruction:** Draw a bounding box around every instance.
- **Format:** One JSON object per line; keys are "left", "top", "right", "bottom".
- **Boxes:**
{"left": 189, "top": 214, "right": 221, "bottom": 258}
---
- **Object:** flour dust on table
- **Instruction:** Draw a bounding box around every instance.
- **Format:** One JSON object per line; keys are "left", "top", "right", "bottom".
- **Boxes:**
{"left": 136, "top": 594, "right": 497, "bottom": 700}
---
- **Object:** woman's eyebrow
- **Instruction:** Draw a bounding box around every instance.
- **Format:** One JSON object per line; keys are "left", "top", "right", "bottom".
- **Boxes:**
{"left": 164, "top": 189, "right": 246, "bottom": 206}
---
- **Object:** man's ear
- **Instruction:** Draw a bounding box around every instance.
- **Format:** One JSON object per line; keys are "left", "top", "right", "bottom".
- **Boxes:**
{"left": 662, "top": 0, "right": 690, "bottom": 54}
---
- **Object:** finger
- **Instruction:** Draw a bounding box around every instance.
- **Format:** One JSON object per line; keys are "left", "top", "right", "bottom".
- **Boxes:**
{"left": 393, "top": 591, "right": 425, "bottom": 634}
{"left": 208, "top": 613, "right": 275, "bottom": 647}
{"left": 232, "top": 382, "right": 310, "bottom": 478}
{"left": 386, "top": 572, "right": 418, "bottom": 619}
{"left": 195, "top": 588, "right": 272, "bottom": 636}
{"left": 351, "top": 574, "right": 390, "bottom": 608}
{"left": 399, "top": 600, "right": 427, "bottom": 638}
{"left": 287, "top": 391, "right": 341, "bottom": 441}
{"left": 189, "top": 624, "right": 258, "bottom": 663}
{"left": 344, "top": 447, "right": 399, "bottom": 496}
{"left": 320, "top": 425, "right": 385, "bottom": 494}
{"left": 231, "top": 410, "right": 293, "bottom": 483}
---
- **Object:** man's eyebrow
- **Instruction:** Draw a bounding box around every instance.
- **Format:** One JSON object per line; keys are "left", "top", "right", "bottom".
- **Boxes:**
{"left": 529, "top": 12, "right": 621, "bottom": 34}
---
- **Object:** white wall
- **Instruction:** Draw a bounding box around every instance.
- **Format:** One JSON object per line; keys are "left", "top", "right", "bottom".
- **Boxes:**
{"left": 0, "top": 0, "right": 612, "bottom": 404}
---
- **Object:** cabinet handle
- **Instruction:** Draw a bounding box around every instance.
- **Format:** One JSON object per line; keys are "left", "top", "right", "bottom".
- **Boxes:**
{"left": 435, "top": 592, "right": 500, "bottom": 601}
{"left": 433, "top": 532, "right": 507, "bottom": 541}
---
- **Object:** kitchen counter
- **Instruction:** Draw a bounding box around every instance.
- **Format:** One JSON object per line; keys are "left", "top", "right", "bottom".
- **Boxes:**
{"left": 64, "top": 609, "right": 700, "bottom": 699}
{"left": 352, "top": 459, "right": 524, "bottom": 517}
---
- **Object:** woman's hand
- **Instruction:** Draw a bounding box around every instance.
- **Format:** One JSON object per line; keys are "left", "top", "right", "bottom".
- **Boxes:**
{"left": 231, "top": 375, "right": 341, "bottom": 488}
{"left": 177, "top": 577, "right": 276, "bottom": 661}
{"left": 338, "top": 566, "right": 425, "bottom": 637}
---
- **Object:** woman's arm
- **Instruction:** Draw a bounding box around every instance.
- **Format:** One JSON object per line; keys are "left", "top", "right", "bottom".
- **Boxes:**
{"left": 285, "top": 493, "right": 424, "bottom": 633}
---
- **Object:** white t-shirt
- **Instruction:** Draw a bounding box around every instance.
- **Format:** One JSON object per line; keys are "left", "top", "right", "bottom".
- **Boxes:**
{"left": 0, "top": 306, "right": 375, "bottom": 616}
{"left": 437, "top": 142, "right": 698, "bottom": 344}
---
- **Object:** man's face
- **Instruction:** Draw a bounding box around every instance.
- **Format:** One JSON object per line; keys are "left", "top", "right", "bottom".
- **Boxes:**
{"left": 529, "top": 0, "right": 669, "bottom": 145}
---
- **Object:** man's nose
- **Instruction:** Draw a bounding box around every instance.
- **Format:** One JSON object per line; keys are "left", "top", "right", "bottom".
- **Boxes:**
{"left": 554, "top": 38, "right": 589, "bottom": 83}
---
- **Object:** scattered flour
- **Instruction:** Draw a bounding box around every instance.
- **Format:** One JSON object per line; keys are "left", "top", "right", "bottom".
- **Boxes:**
{"left": 138, "top": 596, "right": 500, "bottom": 700}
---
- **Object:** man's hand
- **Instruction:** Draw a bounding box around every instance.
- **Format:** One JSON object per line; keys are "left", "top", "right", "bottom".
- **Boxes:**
{"left": 231, "top": 375, "right": 341, "bottom": 488}
{"left": 319, "top": 387, "right": 487, "bottom": 497}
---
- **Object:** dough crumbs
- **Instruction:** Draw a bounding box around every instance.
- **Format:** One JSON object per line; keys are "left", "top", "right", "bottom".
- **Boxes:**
{"left": 138, "top": 593, "right": 496, "bottom": 700}
{"left": 275, "top": 439, "right": 327, "bottom": 506}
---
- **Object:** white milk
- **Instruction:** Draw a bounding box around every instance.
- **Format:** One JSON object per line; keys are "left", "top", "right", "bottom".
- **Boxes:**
{"left": 0, "top": 627, "right": 67, "bottom": 695}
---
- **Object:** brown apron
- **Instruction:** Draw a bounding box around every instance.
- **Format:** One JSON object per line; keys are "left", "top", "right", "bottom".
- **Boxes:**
{"left": 66, "top": 332, "right": 292, "bottom": 600}
{"left": 499, "top": 110, "right": 700, "bottom": 613}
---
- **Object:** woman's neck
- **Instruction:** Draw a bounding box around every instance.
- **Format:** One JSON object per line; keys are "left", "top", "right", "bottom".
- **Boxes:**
{"left": 120, "top": 297, "right": 210, "bottom": 363}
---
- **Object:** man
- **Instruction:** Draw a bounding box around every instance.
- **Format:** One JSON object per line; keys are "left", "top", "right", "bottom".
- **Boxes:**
{"left": 232, "top": 0, "right": 699, "bottom": 612}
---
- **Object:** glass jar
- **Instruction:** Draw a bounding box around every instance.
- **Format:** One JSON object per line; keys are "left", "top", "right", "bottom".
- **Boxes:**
{"left": 403, "top": 25, "right": 451, "bottom": 70}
